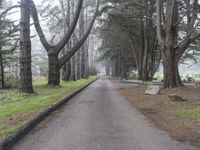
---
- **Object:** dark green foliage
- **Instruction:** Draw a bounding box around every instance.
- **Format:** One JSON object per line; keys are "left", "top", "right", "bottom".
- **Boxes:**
{"left": 98, "top": 0, "right": 160, "bottom": 80}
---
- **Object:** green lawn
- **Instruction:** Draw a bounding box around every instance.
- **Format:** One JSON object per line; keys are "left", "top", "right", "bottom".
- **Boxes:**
{"left": 0, "top": 77, "right": 96, "bottom": 141}
{"left": 172, "top": 106, "right": 200, "bottom": 123}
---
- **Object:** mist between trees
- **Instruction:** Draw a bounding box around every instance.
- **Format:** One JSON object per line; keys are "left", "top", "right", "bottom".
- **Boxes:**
{"left": 97, "top": 0, "right": 200, "bottom": 88}
{"left": 0, "top": 0, "right": 200, "bottom": 93}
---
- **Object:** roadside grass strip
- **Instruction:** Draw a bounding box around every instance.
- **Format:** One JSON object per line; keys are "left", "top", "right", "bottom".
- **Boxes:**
{"left": 0, "top": 77, "right": 96, "bottom": 141}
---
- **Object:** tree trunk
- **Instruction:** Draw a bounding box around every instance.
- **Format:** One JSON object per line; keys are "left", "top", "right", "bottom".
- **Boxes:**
{"left": 19, "top": 0, "right": 34, "bottom": 93}
{"left": 76, "top": 50, "right": 81, "bottom": 80}
{"left": 84, "top": 8, "right": 89, "bottom": 78}
{"left": 48, "top": 53, "right": 60, "bottom": 86}
{"left": 162, "top": 47, "right": 183, "bottom": 88}
{"left": 156, "top": 0, "right": 186, "bottom": 88}
{"left": 0, "top": 50, "right": 4, "bottom": 88}
{"left": 70, "top": 56, "right": 76, "bottom": 81}
{"left": 141, "top": 37, "right": 150, "bottom": 81}
{"left": 138, "top": 17, "right": 144, "bottom": 80}
{"left": 121, "top": 59, "right": 128, "bottom": 79}
{"left": 70, "top": 32, "right": 77, "bottom": 81}
{"left": 84, "top": 40, "right": 89, "bottom": 78}
{"left": 79, "top": 8, "right": 85, "bottom": 78}
{"left": 117, "top": 54, "right": 121, "bottom": 77}
{"left": 112, "top": 56, "right": 118, "bottom": 76}
{"left": 62, "top": 61, "right": 71, "bottom": 81}
{"left": 80, "top": 47, "right": 85, "bottom": 78}
{"left": 69, "top": 0, "right": 76, "bottom": 81}
{"left": 105, "top": 60, "right": 110, "bottom": 75}
{"left": 60, "top": 0, "right": 71, "bottom": 81}
{"left": 90, "top": 37, "right": 94, "bottom": 69}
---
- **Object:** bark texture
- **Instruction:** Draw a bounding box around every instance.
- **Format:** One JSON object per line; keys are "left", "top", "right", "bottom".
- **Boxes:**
{"left": 19, "top": 0, "right": 34, "bottom": 93}
{"left": 48, "top": 52, "right": 60, "bottom": 85}
{"left": 0, "top": 49, "right": 4, "bottom": 88}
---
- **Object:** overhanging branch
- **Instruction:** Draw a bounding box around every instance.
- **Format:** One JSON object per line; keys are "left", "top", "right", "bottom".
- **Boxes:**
{"left": 59, "top": 0, "right": 100, "bottom": 67}
{"left": 0, "top": 5, "right": 21, "bottom": 18}
{"left": 54, "top": 0, "right": 84, "bottom": 53}
{"left": 30, "top": 0, "right": 51, "bottom": 51}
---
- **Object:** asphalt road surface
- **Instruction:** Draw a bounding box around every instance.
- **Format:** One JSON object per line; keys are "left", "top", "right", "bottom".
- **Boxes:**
{"left": 14, "top": 77, "right": 198, "bottom": 150}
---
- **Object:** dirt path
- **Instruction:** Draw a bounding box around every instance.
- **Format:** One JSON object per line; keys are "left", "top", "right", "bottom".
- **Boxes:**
{"left": 13, "top": 77, "right": 197, "bottom": 150}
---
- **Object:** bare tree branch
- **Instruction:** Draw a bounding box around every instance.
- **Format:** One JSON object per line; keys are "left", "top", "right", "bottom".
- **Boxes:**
{"left": 54, "top": 0, "right": 83, "bottom": 53}
{"left": 175, "top": 21, "right": 200, "bottom": 49}
{"left": 156, "top": 0, "right": 165, "bottom": 46}
{"left": 0, "top": 5, "right": 20, "bottom": 18}
{"left": 59, "top": 0, "right": 100, "bottom": 67}
{"left": 30, "top": 0, "right": 51, "bottom": 51}
{"left": 173, "top": 5, "right": 191, "bottom": 27}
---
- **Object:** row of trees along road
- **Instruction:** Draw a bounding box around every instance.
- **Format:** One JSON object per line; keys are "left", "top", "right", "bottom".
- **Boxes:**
{"left": 18, "top": 0, "right": 100, "bottom": 93}
{"left": 0, "top": 0, "right": 20, "bottom": 89}
{"left": 98, "top": 0, "right": 200, "bottom": 88}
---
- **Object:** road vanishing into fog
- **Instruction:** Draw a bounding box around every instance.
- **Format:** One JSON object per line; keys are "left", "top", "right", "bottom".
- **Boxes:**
{"left": 14, "top": 77, "right": 197, "bottom": 150}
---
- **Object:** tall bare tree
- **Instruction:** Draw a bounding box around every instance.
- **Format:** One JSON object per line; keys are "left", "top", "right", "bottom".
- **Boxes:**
{"left": 30, "top": 0, "right": 99, "bottom": 86}
{"left": 19, "top": 0, "right": 34, "bottom": 93}
{"left": 70, "top": 0, "right": 77, "bottom": 81}
{"left": 156, "top": 0, "right": 200, "bottom": 88}
{"left": 59, "top": 0, "right": 71, "bottom": 81}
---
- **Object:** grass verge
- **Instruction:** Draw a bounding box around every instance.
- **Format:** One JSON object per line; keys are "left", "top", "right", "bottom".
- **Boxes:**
{"left": 172, "top": 106, "right": 200, "bottom": 123}
{"left": 0, "top": 76, "right": 96, "bottom": 141}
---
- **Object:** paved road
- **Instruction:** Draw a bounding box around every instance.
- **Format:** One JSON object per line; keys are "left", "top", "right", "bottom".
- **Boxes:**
{"left": 14, "top": 77, "right": 197, "bottom": 150}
